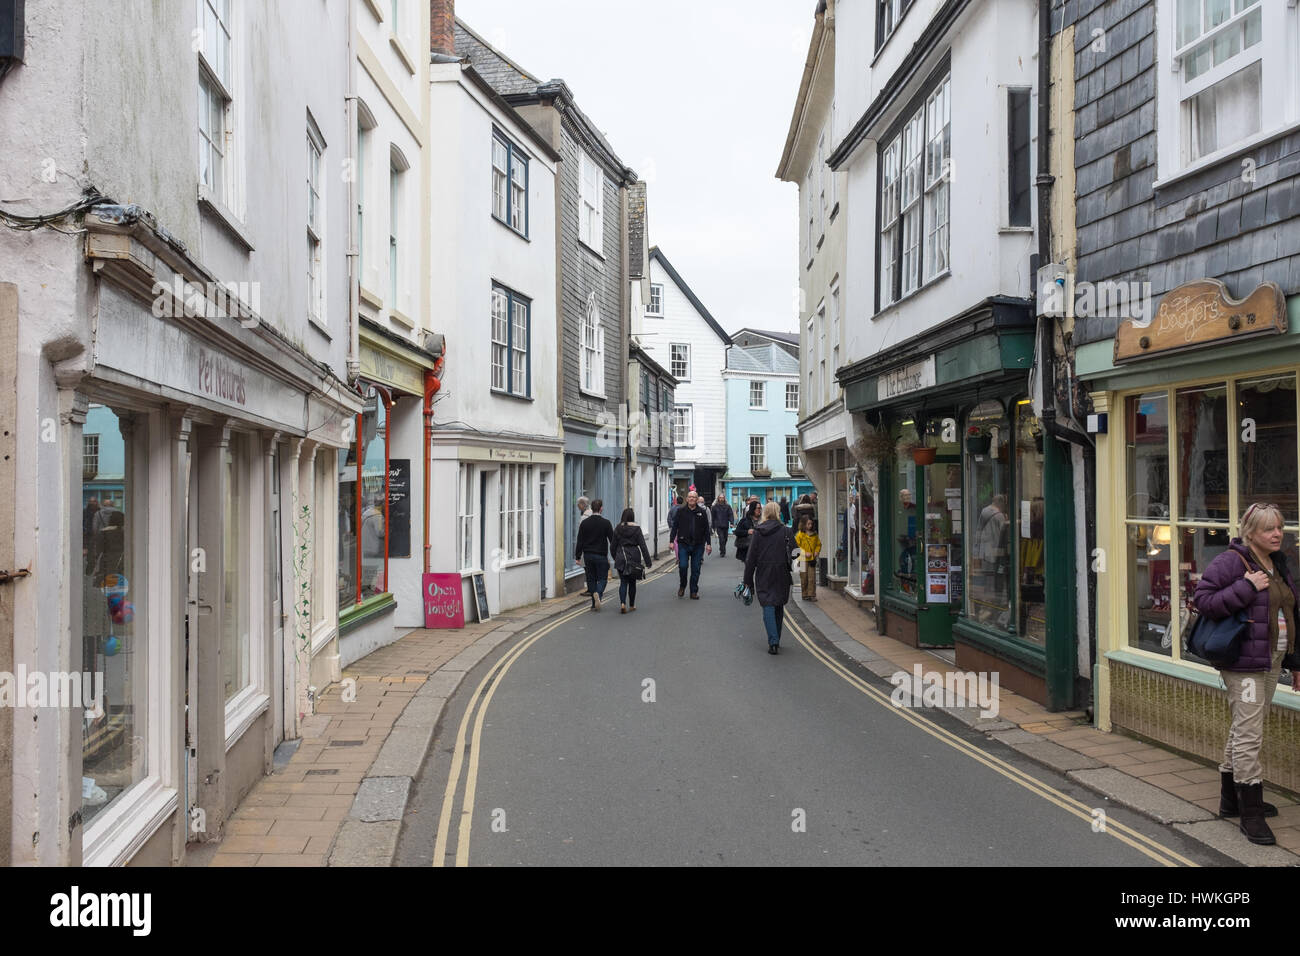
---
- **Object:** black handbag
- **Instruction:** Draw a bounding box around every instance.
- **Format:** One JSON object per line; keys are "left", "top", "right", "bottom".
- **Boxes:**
{"left": 1186, "top": 552, "right": 1252, "bottom": 666}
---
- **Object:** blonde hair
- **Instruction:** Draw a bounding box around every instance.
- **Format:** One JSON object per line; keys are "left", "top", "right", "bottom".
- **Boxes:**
{"left": 1241, "top": 503, "right": 1285, "bottom": 542}
{"left": 762, "top": 501, "right": 781, "bottom": 522}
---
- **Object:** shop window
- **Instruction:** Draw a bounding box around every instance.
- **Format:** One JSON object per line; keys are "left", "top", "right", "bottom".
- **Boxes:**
{"left": 892, "top": 450, "right": 918, "bottom": 595}
{"left": 338, "top": 386, "right": 390, "bottom": 609}
{"left": 458, "top": 463, "right": 477, "bottom": 571}
{"left": 965, "top": 400, "right": 1011, "bottom": 628}
{"left": 1015, "top": 401, "right": 1046, "bottom": 646}
{"left": 1124, "top": 374, "right": 1299, "bottom": 665}
{"left": 80, "top": 405, "right": 148, "bottom": 827}
{"left": 499, "top": 463, "right": 536, "bottom": 561}
{"left": 311, "top": 452, "right": 332, "bottom": 630}
{"left": 223, "top": 433, "right": 251, "bottom": 701}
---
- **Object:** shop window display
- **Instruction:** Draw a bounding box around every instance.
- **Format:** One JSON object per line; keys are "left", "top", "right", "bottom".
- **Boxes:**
{"left": 1015, "top": 402, "right": 1046, "bottom": 645}
{"left": 892, "top": 453, "right": 918, "bottom": 595}
{"left": 338, "top": 385, "right": 390, "bottom": 609}
{"left": 1126, "top": 391, "right": 1171, "bottom": 654}
{"left": 80, "top": 405, "right": 147, "bottom": 824}
{"left": 965, "top": 400, "right": 1011, "bottom": 628}
{"left": 223, "top": 433, "right": 251, "bottom": 700}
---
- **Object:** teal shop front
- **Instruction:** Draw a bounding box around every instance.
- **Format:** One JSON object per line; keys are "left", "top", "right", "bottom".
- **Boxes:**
{"left": 839, "top": 300, "right": 1076, "bottom": 709}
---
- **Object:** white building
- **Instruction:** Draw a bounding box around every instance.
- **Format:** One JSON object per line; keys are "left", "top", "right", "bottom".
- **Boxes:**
{"left": 776, "top": 0, "right": 857, "bottom": 593}
{"left": 0, "top": 0, "right": 358, "bottom": 863}
{"left": 642, "top": 247, "right": 732, "bottom": 503}
{"left": 426, "top": 28, "right": 563, "bottom": 616}
{"left": 337, "top": 0, "right": 443, "bottom": 669}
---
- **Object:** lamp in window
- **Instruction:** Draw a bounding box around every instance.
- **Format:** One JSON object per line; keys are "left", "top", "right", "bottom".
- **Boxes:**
{"left": 1148, "top": 524, "right": 1171, "bottom": 556}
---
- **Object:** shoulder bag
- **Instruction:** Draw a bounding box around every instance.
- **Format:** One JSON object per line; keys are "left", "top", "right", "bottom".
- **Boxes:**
{"left": 1185, "top": 552, "right": 1253, "bottom": 666}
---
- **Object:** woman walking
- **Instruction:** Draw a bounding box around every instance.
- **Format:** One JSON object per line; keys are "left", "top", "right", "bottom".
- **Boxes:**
{"left": 744, "top": 501, "right": 801, "bottom": 654}
{"left": 1194, "top": 503, "right": 1300, "bottom": 846}
{"left": 733, "top": 499, "right": 761, "bottom": 566}
{"left": 612, "top": 508, "right": 652, "bottom": 613}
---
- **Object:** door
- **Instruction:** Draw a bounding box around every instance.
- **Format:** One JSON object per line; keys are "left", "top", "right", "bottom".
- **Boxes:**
{"left": 269, "top": 447, "right": 285, "bottom": 743}
{"left": 917, "top": 459, "right": 961, "bottom": 647}
{"left": 538, "top": 470, "right": 547, "bottom": 601}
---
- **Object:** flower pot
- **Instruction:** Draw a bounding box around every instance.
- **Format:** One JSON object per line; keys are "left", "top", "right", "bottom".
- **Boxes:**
{"left": 966, "top": 435, "right": 992, "bottom": 455}
{"left": 910, "top": 446, "right": 937, "bottom": 466}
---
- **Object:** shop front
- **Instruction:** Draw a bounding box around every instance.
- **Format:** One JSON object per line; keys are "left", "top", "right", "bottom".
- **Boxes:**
{"left": 563, "top": 429, "right": 625, "bottom": 593}
{"left": 1082, "top": 280, "right": 1300, "bottom": 790}
{"left": 340, "top": 323, "right": 443, "bottom": 667}
{"left": 841, "top": 302, "right": 1076, "bottom": 707}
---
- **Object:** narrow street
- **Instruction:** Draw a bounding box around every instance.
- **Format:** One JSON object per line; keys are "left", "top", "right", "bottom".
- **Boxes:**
{"left": 396, "top": 559, "right": 1228, "bottom": 867}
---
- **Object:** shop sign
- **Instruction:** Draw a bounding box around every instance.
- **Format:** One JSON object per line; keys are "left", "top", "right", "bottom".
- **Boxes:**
{"left": 1114, "top": 279, "right": 1286, "bottom": 364}
{"left": 196, "top": 348, "right": 247, "bottom": 406}
{"left": 490, "top": 447, "right": 535, "bottom": 461}
{"left": 926, "top": 543, "right": 950, "bottom": 604}
{"left": 359, "top": 341, "right": 425, "bottom": 395}
{"left": 879, "top": 357, "right": 935, "bottom": 400}
{"left": 422, "top": 573, "right": 465, "bottom": 628}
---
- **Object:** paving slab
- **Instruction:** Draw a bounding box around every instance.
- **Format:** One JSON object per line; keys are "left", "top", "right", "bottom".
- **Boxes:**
{"left": 329, "top": 820, "right": 401, "bottom": 867}
{"left": 1068, "top": 768, "right": 1216, "bottom": 825}
{"left": 1173, "top": 819, "right": 1299, "bottom": 866}
{"left": 350, "top": 775, "right": 412, "bottom": 823}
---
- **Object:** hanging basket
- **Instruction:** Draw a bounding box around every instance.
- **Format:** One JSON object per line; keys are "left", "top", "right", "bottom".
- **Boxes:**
{"left": 911, "top": 446, "right": 937, "bottom": 466}
{"left": 966, "top": 435, "right": 992, "bottom": 455}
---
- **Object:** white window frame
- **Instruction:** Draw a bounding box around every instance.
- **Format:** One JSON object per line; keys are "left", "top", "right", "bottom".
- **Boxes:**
{"left": 498, "top": 464, "right": 536, "bottom": 562}
{"left": 786, "top": 382, "right": 799, "bottom": 411}
{"left": 830, "top": 283, "right": 841, "bottom": 396}
{"left": 223, "top": 431, "right": 269, "bottom": 748}
{"left": 459, "top": 463, "right": 478, "bottom": 571}
{"left": 307, "top": 119, "right": 325, "bottom": 327}
{"left": 750, "top": 435, "right": 767, "bottom": 474}
{"left": 647, "top": 283, "right": 664, "bottom": 317}
{"left": 1155, "top": 0, "right": 1296, "bottom": 179}
{"left": 197, "top": 0, "right": 239, "bottom": 215}
{"left": 816, "top": 300, "right": 827, "bottom": 403}
{"left": 786, "top": 435, "right": 801, "bottom": 474}
{"left": 670, "top": 342, "right": 691, "bottom": 382}
{"left": 878, "top": 70, "right": 951, "bottom": 309}
{"left": 673, "top": 405, "right": 694, "bottom": 447}
{"left": 580, "top": 292, "right": 605, "bottom": 398}
{"left": 579, "top": 149, "right": 604, "bottom": 253}
{"left": 817, "top": 131, "right": 827, "bottom": 237}
{"left": 749, "top": 379, "right": 766, "bottom": 410}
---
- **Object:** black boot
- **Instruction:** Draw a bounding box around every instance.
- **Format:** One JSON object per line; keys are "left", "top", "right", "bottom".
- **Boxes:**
{"left": 1236, "top": 782, "right": 1277, "bottom": 845}
{"left": 1219, "top": 771, "right": 1278, "bottom": 817}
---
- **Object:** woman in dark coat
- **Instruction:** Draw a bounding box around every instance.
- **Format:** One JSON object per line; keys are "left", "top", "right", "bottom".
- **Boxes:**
{"left": 1193, "top": 503, "right": 1300, "bottom": 846}
{"left": 744, "top": 501, "right": 801, "bottom": 654}
{"left": 733, "top": 499, "right": 761, "bottom": 564}
{"left": 612, "top": 508, "right": 652, "bottom": 613}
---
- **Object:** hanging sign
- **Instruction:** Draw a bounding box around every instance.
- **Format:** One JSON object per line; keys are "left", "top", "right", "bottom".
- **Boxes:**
{"left": 1114, "top": 279, "right": 1286, "bottom": 364}
{"left": 422, "top": 573, "right": 465, "bottom": 629}
{"left": 879, "top": 356, "right": 936, "bottom": 400}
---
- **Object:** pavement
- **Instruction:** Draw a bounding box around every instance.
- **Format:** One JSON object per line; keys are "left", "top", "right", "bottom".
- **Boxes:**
{"left": 189, "top": 557, "right": 1300, "bottom": 867}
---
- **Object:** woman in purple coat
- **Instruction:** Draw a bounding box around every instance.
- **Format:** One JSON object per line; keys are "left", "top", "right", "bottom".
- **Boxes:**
{"left": 1193, "top": 503, "right": 1300, "bottom": 846}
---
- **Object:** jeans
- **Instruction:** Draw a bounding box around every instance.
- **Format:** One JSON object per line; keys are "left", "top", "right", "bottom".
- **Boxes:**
{"left": 677, "top": 541, "right": 705, "bottom": 593}
{"left": 619, "top": 576, "right": 638, "bottom": 607}
{"left": 584, "top": 553, "right": 609, "bottom": 598}
{"left": 715, "top": 529, "right": 728, "bottom": 557}
{"left": 762, "top": 604, "right": 785, "bottom": 646}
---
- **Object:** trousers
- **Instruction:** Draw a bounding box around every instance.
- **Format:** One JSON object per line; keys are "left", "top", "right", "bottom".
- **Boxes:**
{"left": 677, "top": 542, "right": 705, "bottom": 593}
{"left": 583, "top": 553, "right": 609, "bottom": 598}
{"left": 619, "top": 576, "right": 638, "bottom": 606}
{"left": 1219, "top": 645, "right": 1284, "bottom": 784}
{"left": 762, "top": 604, "right": 786, "bottom": 646}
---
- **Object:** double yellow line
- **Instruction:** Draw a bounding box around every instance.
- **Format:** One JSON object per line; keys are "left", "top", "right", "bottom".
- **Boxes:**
{"left": 433, "top": 565, "right": 674, "bottom": 867}
{"left": 786, "top": 615, "right": 1198, "bottom": 867}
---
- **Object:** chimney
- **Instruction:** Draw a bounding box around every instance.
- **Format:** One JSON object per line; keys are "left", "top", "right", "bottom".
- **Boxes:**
{"left": 431, "top": 0, "right": 455, "bottom": 57}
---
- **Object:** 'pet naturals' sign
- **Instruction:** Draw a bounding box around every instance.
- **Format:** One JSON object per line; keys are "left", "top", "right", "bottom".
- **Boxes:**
{"left": 879, "top": 357, "right": 935, "bottom": 400}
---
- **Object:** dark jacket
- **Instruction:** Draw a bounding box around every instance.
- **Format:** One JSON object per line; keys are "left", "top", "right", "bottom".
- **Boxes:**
{"left": 574, "top": 514, "right": 615, "bottom": 560}
{"left": 793, "top": 498, "right": 816, "bottom": 534}
{"left": 671, "top": 505, "right": 712, "bottom": 547}
{"left": 743, "top": 519, "right": 800, "bottom": 607}
{"left": 1193, "top": 538, "right": 1300, "bottom": 672}
{"left": 612, "top": 523, "right": 651, "bottom": 574}
{"left": 734, "top": 508, "right": 760, "bottom": 560}
{"left": 710, "top": 500, "right": 734, "bottom": 530}
{"left": 779, "top": 499, "right": 790, "bottom": 525}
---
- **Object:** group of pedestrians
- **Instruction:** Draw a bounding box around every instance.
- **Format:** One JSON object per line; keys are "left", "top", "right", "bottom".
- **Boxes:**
{"left": 573, "top": 489, "right": 820, "bottom": 654}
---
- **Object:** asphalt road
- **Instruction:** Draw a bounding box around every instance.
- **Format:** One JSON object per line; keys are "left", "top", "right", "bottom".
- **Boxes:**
{"left": 395, "top": 552, "right": 1231, "bottom": 867}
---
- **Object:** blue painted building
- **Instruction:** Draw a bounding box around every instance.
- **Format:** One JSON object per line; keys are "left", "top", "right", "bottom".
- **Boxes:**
{"left": 721, "top": 342, "right": 813, "bottom": 521}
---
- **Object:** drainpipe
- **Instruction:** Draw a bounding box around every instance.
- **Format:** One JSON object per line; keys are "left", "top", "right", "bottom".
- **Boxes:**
{"left": 345, "top": 0, "right": 360, "bottom": 384}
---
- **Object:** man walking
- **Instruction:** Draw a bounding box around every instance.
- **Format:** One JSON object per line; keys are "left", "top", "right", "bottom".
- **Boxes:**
{"left": 671, "top": 489, "right": 712, "bottom": 598}
{"left": 575, "top": 499, "right": 615, "bottom": 611}
{"left": 711, "top": 493, "right": 734, "bottom": 558}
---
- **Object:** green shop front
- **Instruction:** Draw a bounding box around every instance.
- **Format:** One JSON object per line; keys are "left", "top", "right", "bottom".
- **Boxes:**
{"left": 840, "top": 301, "right": 1077, "bottom": 709}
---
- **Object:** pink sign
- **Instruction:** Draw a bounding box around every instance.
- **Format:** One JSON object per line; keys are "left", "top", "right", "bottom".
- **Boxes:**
{"left": 423, "top": 573, "right": 465, "bottom": 629}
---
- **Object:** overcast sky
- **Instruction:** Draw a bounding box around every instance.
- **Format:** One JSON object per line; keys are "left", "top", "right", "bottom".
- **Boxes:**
{"left": 458, "top": 0, "right": 815, "bottom": 335}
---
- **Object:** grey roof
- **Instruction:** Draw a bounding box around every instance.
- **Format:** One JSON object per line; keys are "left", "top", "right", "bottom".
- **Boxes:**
{"left": 649, "top": 247, "right": 732, "bottom": 345}
{"left": 726, "top": 343, "right": 799, "bottom": 375}
{"left": 733, "top": 327, "right": 799, "bottom": 347}
{"left": 453, "top": 21, "right": 542, "bottom": 96}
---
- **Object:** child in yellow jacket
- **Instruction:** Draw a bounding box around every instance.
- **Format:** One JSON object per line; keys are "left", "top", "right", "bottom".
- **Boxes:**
{"left": 796, "top": 517, "right": 821, "bottom": 601}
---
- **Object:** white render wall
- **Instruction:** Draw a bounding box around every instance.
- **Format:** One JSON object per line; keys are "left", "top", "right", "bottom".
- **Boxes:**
{"left": 838, "top": 0, "right": 1039, "bottom": 371}
{"left": 642, "top": 258, "right": 729, "bottom": 471}
{"left": 427, "top": 64, "right": 560, "bottom": 444}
